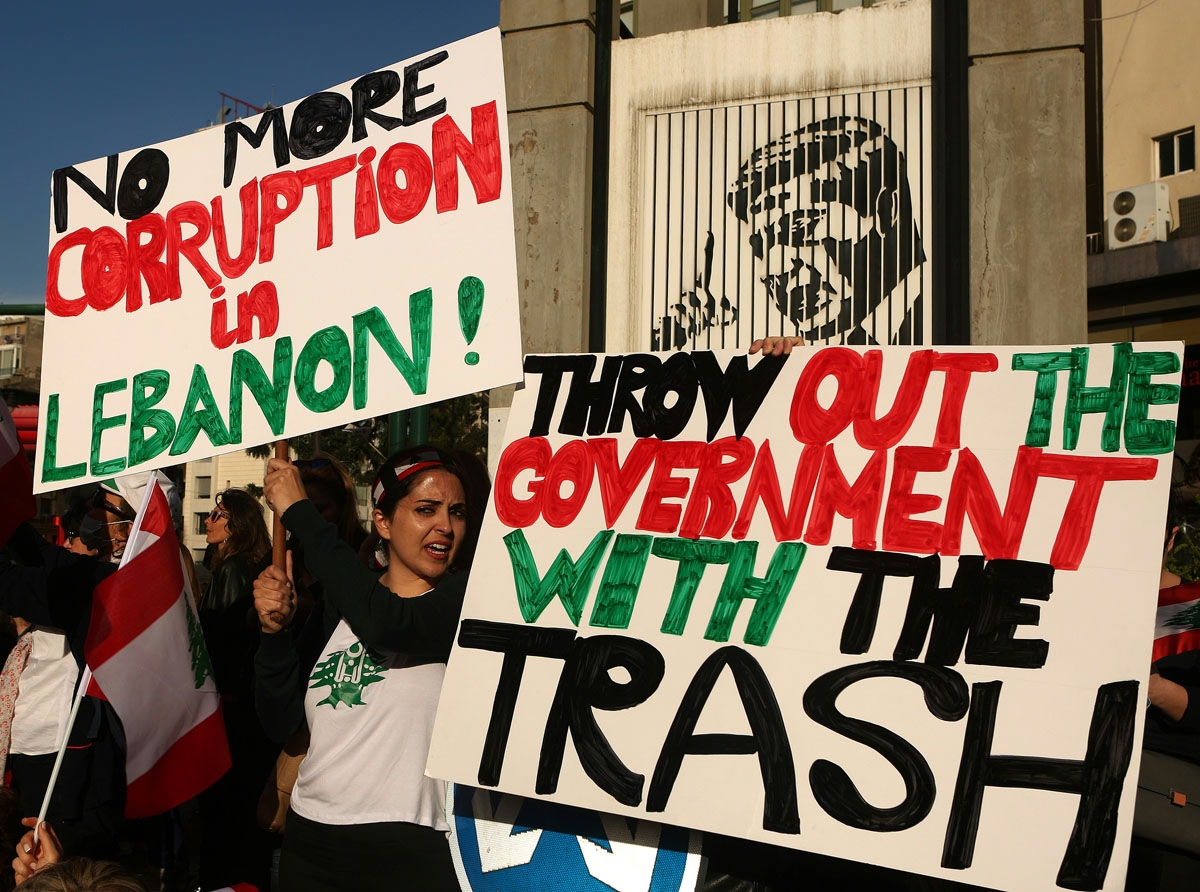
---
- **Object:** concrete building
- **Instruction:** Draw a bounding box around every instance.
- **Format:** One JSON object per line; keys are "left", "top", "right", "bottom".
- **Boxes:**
{"left": 0, "top": 312, "right": 43, "bottom": 404}
{"left": 1086, "top": 0, "right": 1200, "bottom": 457}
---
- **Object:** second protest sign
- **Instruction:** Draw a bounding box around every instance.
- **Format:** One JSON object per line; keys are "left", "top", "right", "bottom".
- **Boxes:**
{"left": 430, "top": 342, "right": 1182, "bottom": 892}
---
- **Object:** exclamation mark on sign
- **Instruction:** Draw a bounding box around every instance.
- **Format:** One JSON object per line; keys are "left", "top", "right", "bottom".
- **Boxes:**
{"left": 459, "top": 276, "right": 484, "bottom": 366}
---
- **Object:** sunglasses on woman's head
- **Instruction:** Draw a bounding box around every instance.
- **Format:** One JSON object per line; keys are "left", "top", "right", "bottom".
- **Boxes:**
{"left": 293, "top": 459, "right": 332, "bottom": 471}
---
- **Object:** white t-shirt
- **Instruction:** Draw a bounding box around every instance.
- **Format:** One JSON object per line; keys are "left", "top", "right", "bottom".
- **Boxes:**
{"left": 11, "top": 629, "right": 78, "bottom": 757}
{"left": 290, "top": 618, "right": 450, "bottom": 829}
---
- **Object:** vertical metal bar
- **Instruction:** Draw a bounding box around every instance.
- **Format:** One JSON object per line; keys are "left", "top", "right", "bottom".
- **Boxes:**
{"left": 589, "top": 0, "right": 613, "bottom": 352}
{"left": 651, "top": 115, "right": 660, "bottom": 349}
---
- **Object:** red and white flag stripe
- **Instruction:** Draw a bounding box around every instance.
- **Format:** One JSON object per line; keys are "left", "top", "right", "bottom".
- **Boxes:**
{"left": 84, "top": 478, "right": 230, "bottom": 818}
{"left": 1152, "top": 581, "right": 1200, "bottom": 664}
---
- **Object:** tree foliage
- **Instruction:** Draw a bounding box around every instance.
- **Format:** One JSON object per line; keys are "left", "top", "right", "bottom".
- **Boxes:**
{"left": 245, "top": 391, "right": 490, "bottom": 486}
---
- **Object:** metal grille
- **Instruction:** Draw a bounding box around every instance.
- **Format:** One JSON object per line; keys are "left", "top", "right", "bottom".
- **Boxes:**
{"left": 1178, "top": 194, "right": 1200, "bottom": 239}
{"left": 643, "top": 85, "right": 931, "bottom": 351}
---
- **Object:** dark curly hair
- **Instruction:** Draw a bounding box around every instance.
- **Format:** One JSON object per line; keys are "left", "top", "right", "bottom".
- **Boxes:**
{"left": 211, "top": 488, "right": 271, "bottom": 573}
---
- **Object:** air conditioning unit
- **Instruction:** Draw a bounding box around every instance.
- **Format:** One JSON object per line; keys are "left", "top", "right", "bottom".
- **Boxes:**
{"left": 1106, "top": 182, "right": 1171, "bottom": 249}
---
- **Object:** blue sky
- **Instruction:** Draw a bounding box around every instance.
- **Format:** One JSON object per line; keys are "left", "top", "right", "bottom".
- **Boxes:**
{"left": 0, "top": 0, "right": 500, "bottom": 305}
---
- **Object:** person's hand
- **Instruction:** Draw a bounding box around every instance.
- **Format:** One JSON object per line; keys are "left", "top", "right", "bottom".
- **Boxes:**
{"left": 749, "top": 336, "right": 805, "bottom": 356}
{"left": 264, "top": 457, "right": 307, "bottom": 517}
{"left": 254, "top": 554, "right": 296, "bottom": 634}
{"left": 13, "top": 818, "right": 61, "bottom": 884}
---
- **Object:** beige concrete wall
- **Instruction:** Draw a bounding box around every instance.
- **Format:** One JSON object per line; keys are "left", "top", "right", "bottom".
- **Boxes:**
{"left": 968, "top": 0, "right": 1088, "bottom": 345}
{"left": 1102, "top": 0, "right": 1200, "bottom": 228}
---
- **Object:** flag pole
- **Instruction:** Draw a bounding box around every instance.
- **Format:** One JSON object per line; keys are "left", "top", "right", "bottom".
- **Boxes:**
{"left": 272, "top": 439, "right": 288, "bottom": 570}
{"left": 35, "top": 473, "right": 155, "bottom": 846}
{"left": 268, "top": 440, "right": 289, "bottom": 626}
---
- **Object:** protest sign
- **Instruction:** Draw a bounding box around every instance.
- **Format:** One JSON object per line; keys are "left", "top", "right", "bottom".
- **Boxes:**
{"left": 36, "top": 28, "right": 521, "bottom": 493}
{"left": 429, "top": 342, "right": 1183, "bottom": 892}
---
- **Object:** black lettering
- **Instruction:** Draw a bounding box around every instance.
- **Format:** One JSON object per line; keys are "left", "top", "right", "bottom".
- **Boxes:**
{"left": 693, "top": 351, "right": 788, "bottom": 440}
{"left": 457, "top": 619, "right": 576, "bottom": 787}
{"left": 803, "top": 661, "right": 969, "bottom": 832}
{"left": 941, "top": 680, "right": 1137, "bottom": 891}
{"left": 524, "top": 354, "right": 596, "bottom": 437}
{"left": 289, "top": 91, "right": 353, "bottom": 161}
{"left": 351, "top": 70, "right": 403, "bottom": 141}
{"left": 53, "top": 155, "right": 117, "bottom": 233}
{"left": 643, "top": 352, "right": 699, "bottom": 440}
{"left": 537, "top": 635, "right": 665, "bottom": 806}
{"left": 403, "top": 50, "right": 449, "bottom": 125}
{"left": 964, "top": 559, "right": 1053, "bottom": 669}
{"left": 224, "top": 107, "right": 288, "bottom": 187}
{"left": 648, "top": 646, "right": 799, "bottom": 834}
{"left": 561, "top": 355, "right": 622, "bottom": 437}
{"left": 608, "top": 354, "right": 661, "bottom": 437}
{"left": 893, "top": 555, "right": 980, "bottom": 665}
{"left": 116, "top": 148, "right": 170, "bottom": 221}
{"left": 827, "top": 547, "right": 937, "bottom": 655}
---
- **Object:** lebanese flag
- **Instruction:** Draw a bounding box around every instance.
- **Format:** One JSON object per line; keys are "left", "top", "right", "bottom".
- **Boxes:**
{"left": 0, "top": 395, "right": 35, "bottom": 544}
{"left": 84, "top": 477, "right": 231, "bottom": 818}
{"left": 1152, "top": 581, "right": 1200, "bottom": 663}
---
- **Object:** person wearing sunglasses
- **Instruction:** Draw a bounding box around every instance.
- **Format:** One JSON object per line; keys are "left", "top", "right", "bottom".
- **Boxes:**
{"left": 193, "top": 488, "right": 274, "bottom": 890}
{"left": 252, "top": 446, "right": 488, "bottom": 892}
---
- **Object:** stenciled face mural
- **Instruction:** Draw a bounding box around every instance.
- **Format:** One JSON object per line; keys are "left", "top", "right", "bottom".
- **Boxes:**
{"left": 647, "top": 94, "right": 930, "bottom": 350}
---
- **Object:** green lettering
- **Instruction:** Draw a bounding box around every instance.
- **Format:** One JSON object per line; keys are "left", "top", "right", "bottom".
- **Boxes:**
{"left": 90, "top": 378, "right": 128, "bottom": 477}
{"left": 353, "top": 292, "right": 432, "bottom": 408}
{"left": 230, "top": 338, "right": 293, "bottom": 440}
{"left": 503, "top": 528, "right": 613, "bottom": 626}
{"left": 588, "top": 534, "right": 653, "bottom": 629}
{"left": 128, "top": 370, "right": 174, "bottom": 467}
{"left": 39, "top": 393, "right": 86, "bottom": 484}
{"left": 1064, "top": 343, "right": 1129, "bottom": 452}
{"left": 705, "top": 541, "right": 805, "bottom": 646}
{"left": 1125, "top": 350, "right": 1181, "bottom": 455}
{"left": 296, "top": 327, "right": 351, "bottom": 413}
{"left": 1012, "top": 351, "right": 1075, "bottom": 448}
{"left": 171, "top": 365, "right": 232, "bottom": 455}
{"left": 652, "top": 538, "right": 734, "bottom": 635}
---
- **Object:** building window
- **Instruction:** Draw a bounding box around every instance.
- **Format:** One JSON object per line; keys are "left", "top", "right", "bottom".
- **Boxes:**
{"left": 1156, "top": 127, "right": 1196, "bottom": 178}
{"left": 195, "top": 475, "right": 212, "bottom": 499}
{"left": 730, "top": 0, "right": 865, "bottom": 20}
{"left": 0, "top": 345, "right": 20, "bottom": 377}
{"left": 194, "top": 512, "right": 209, "bottom": 535}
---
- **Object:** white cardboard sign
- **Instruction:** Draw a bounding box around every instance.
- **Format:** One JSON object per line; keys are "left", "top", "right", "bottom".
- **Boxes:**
{"left": 430, "top": 342, "right": 1184, "bottom": 892}
{"left": 36, "top": 29, "right": 521, "bottom": 492}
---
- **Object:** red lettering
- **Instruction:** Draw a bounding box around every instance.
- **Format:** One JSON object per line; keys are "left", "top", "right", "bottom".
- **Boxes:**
{"left": 211, "top": 179, "right": 259, "bottom": 280}
{"left": 299, "top": 154, "right": 357, "bottom": 250}
{"left": 805, "top": 447, "right": 886, "bottom": 549}
{"left": 432, "top": 102, "right": 502, "bottom": 214}
{"left": 166, "top": 201, "right": 220, "bottom": 297}
{"left": 588, "top": 438, "right": 659, "bottom": 528}
{"left": 679, "top": 437, "right": 756, "bottom": 540}
{"left": 882, "top": 446, "right": 950, "bottom": 552}
{"left": 636, "top": 442, "right": 704, "bottom": 534}
{"left": 377, "top": 142, "right": 433, "bottom": 225}
{"left": 1037, "top": 453, "right": 1158, "bottom": 570}
{"left": 493, "top": 437, "right": 551, "bottom": 528}
{"left": 542, "top": 440, "right": 593, "bottom": 528}
{"left": 854, "top": 350, "right": 932, "bottom": 449}
{"left": 259, "top": 172, "right": 304, "bottom": 263}
{"left": 80, "top": 226, "right": 128, "bottom": 312}
{"left": 931, "top": 352, "right": 999, "bottom": 448}
{"left": 942, "top": 446, "right": 1039, "bottom": 560}
{"left": 45, "top": 228, "right": 92, "bottom": 317}
{"left": 354, "top": 148, "right": 380, "bottom": 238}
{"left": 125, "top": 214, "right": 168, "bottom": 311}
{"left": 732, "top": 441, "right": 821, "bottom": 541}
{"left": 790, "top": 348, "right": 864, "bottom": 445}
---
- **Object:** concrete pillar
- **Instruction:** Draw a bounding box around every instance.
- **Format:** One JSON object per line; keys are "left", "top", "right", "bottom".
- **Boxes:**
{"left": 500, "top": 0, "right": 598, "bottom": 356}
{"left": 968, "top": 0, "right": 1087, "bottom": 345}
